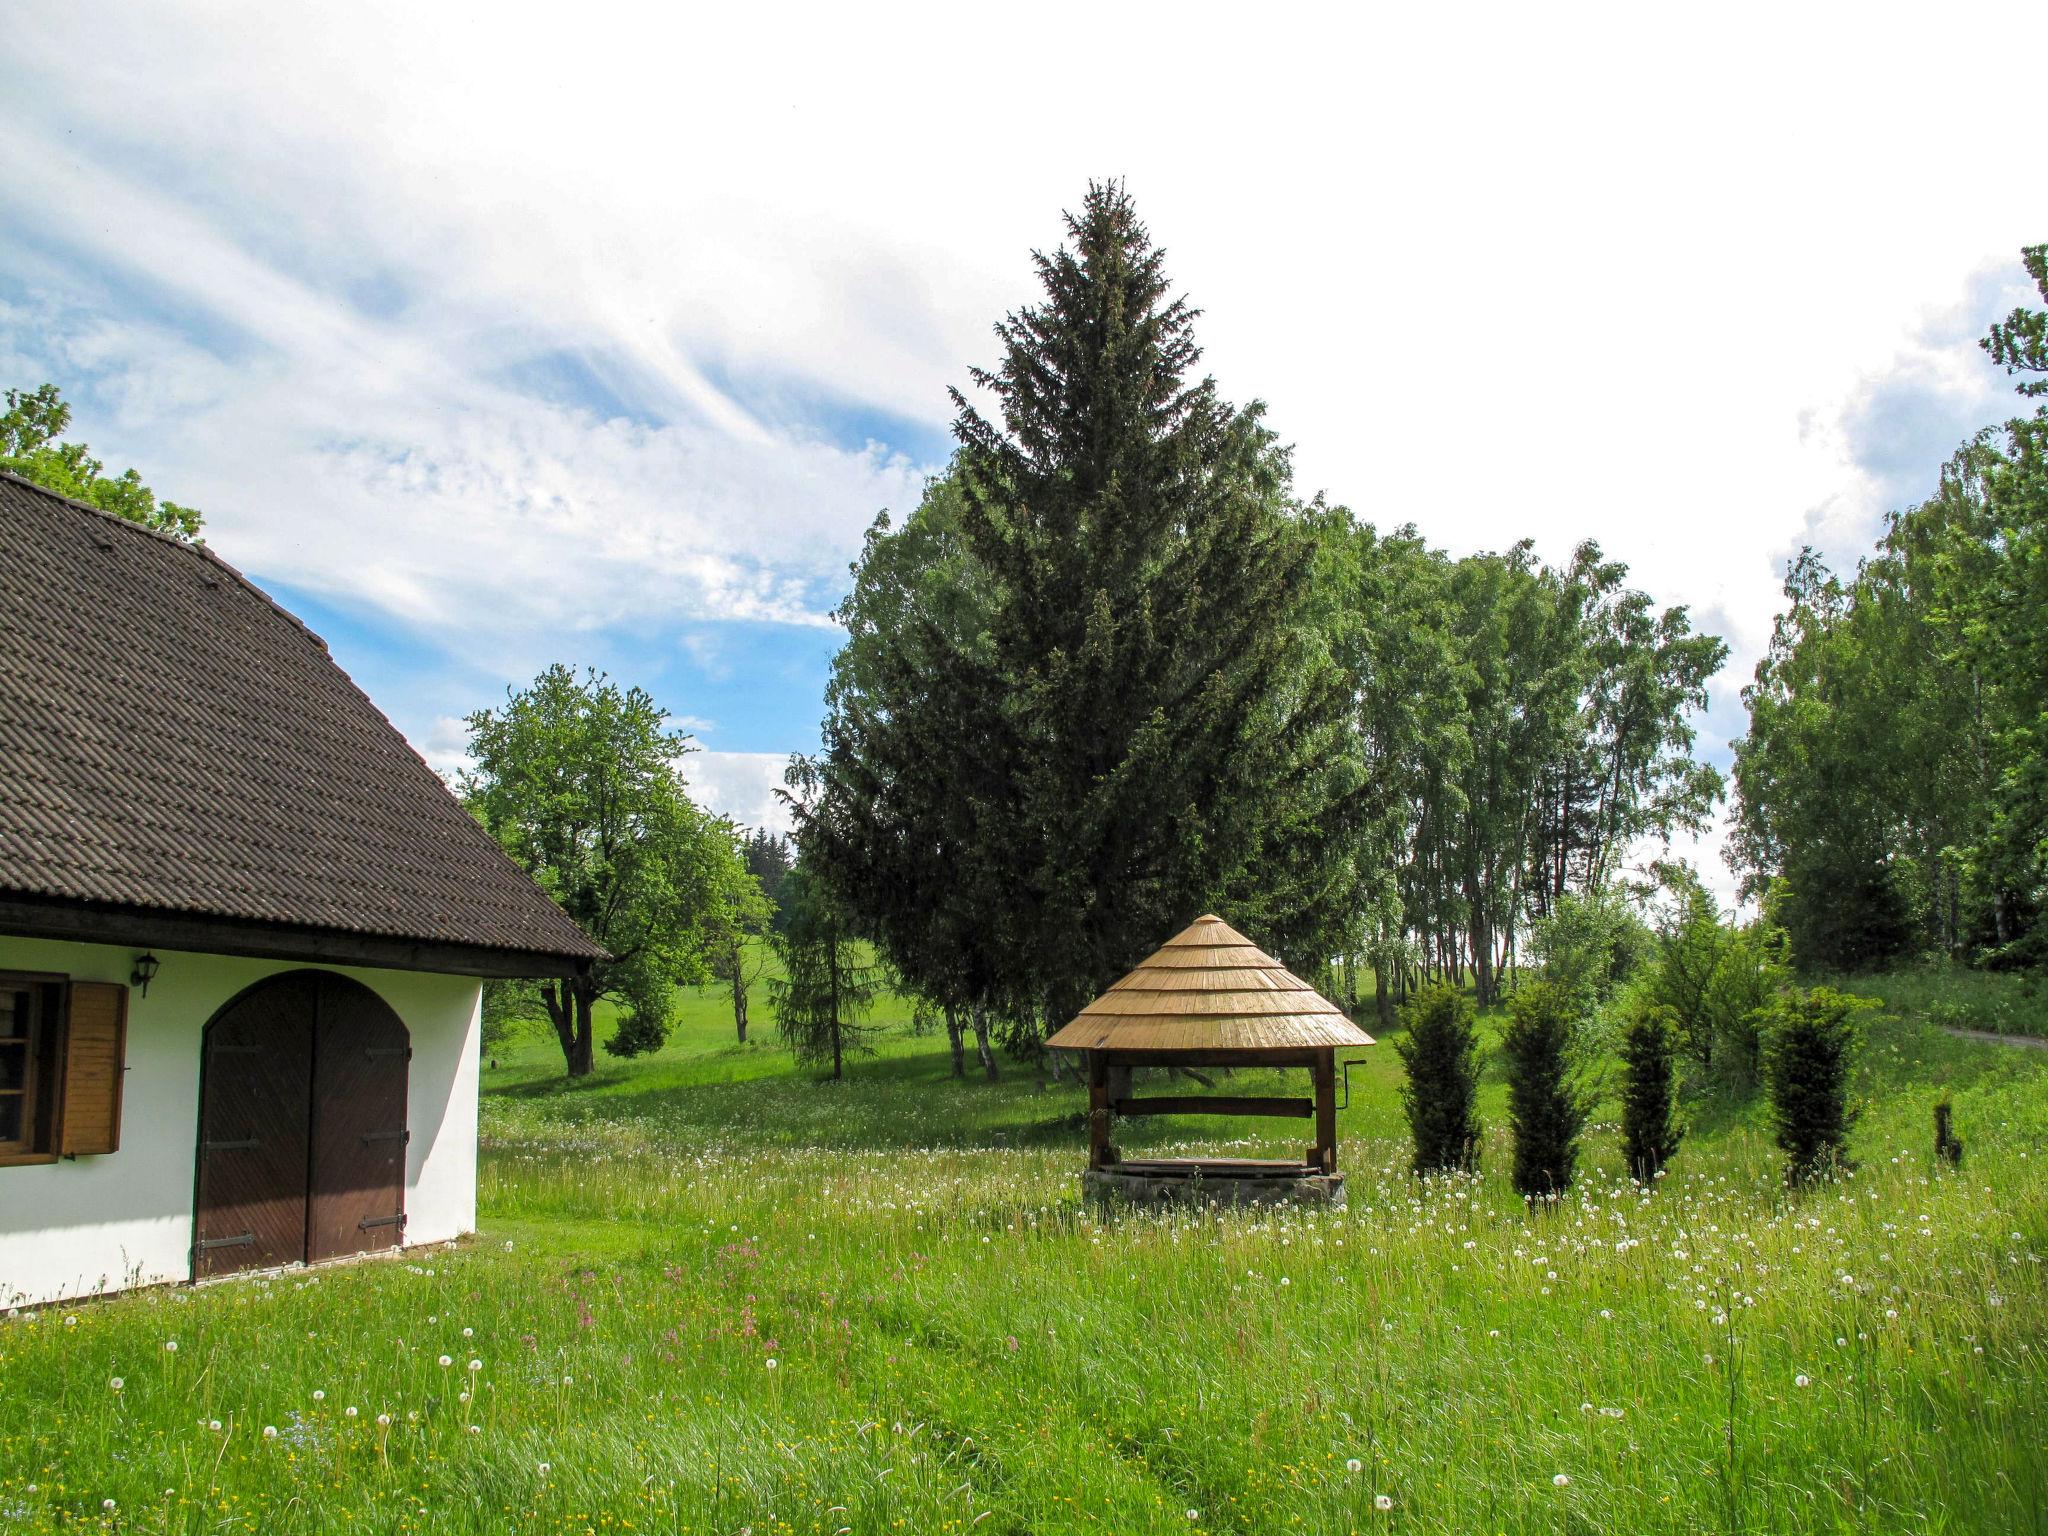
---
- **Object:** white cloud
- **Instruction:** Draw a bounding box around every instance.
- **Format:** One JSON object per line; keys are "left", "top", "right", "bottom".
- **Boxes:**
{"left": 405, "top": 712, "right": 792, "bottom": 835}
{"left": 3, "top": 0, "right": 2044, "bottom": 778}
{"left": 688, "top": 752, "right": 797, "bottom": 836}
{"left": 417, "top": 716, "right": 476, "bottom": 781}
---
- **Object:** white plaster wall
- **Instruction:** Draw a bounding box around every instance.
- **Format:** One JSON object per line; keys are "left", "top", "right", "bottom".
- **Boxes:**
{"left": 0, "top": 935, "right": 482, "bottom": 1307}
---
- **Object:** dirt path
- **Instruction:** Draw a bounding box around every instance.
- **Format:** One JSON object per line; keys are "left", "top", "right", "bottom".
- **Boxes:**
{"left": 1941, "top": 1025, "right": 2048, "bottom": 1051}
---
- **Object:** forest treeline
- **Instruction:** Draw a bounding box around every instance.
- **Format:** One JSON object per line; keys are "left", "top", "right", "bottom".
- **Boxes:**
{"left": 12, "top": 188, "right": 2037, "bottom": 1083}
{"left": 796, "top": 190, "right": 2045, "bottom": 1072}
{"left": 792, "top": 182, "right": 1727, "bottom": 1066}
{"left": 1730, "top": 246, "right": 2048, "bottom": 973}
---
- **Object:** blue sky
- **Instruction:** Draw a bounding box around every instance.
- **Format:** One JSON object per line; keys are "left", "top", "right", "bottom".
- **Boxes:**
{"left": 3, "top": 2, "right": 2043, "bottom": 869}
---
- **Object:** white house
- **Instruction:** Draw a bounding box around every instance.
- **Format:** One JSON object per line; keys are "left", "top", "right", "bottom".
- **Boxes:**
{"left": 0, "top": 472, "right": 602, "bottom": 1306}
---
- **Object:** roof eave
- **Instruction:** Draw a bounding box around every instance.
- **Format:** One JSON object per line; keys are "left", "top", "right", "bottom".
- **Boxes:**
{"left": 0, "top": 893, "right": 604, "bottom": 980}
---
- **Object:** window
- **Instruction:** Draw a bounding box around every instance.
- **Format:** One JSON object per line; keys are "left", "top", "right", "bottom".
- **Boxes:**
{"left": 0, "top": 974, "right": 64, "bottom": 1163}
{"left": 0, "top": 973, "right": 128, "bottom": 1167}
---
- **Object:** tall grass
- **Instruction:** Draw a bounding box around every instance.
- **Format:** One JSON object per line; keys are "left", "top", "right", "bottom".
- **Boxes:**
{"left": 2, "top": 976, "right": 2044, "bottom": 1534}
{"left": 1822, "top": 966, "right": 2048, "bottom": 1039}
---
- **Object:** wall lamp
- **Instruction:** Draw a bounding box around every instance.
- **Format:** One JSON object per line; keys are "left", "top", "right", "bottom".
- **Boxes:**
{"left": 130, "top": 952, "right": 160, "bottom": 997}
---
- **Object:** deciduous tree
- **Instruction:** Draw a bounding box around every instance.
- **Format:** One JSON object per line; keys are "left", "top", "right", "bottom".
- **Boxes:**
{"left": 3, "top": 382, "right": 203, "bottom": 540}
{"left": 463, "top": 665, "right": 731, "bottom": 1076}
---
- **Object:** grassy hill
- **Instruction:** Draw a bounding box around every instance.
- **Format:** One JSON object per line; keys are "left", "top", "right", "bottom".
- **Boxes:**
{"left": 3, "top": 970, "right": 2044, "bottom": 1534}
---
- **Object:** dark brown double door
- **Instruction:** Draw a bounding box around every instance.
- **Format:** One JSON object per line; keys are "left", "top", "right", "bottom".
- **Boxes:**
{"left": 194, "top": 971, "right": 409, "bottom": 1278}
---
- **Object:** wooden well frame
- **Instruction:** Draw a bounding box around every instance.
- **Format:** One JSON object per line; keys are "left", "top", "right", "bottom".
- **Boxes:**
{"left": 1084, "top": 1046, "right": 1341, "bottom": 1177}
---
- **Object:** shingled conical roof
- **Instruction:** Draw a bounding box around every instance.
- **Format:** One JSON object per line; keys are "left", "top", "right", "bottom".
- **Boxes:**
{"left": 1046, "top": 914, "right": 1374, "bottom": 1053}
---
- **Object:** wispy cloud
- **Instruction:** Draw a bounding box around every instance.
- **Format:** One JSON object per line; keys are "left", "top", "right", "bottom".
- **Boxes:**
{"left": 3, "top": 0, "right": 2043, "bottom": 876}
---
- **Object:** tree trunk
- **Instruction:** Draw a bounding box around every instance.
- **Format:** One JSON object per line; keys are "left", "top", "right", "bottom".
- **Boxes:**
{"left": 1375, "top": 965, "right": 1393, "bottom": 1031}
{"left": 1471, "top": 924, "right": 1495, "bottom": 1008}
{"left": 543, "top": 981, "right": 575, "bottom": 1074}
{"left": 545, "top": 979, "right": 599, "bottom": 1077}
{"left": 568, "top": 982, "right": 597, "bottom": 1078}
{"left": 945, "top": 1005, "right": 966, "bottom": 1078}
{"left": 972, "top": 1001, "right": 999, "bottom": 1081}
{"left": 730, "top": 939, "right": 749, "bottom": 1043}
{"left": 827, "top": 930, "right": 843, "bottom": 1081}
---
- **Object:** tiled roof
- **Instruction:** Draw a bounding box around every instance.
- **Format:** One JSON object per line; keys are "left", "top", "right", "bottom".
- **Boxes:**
{"left": 0, "top": 472, "right": 603, "bottom": 968}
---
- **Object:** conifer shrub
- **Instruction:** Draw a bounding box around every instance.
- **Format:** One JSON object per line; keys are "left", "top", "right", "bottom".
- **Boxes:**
{"left": 1617, "top": 994, "right": 1684, "bottom": 1182}
{"left": 1761, "top": 985, "right": 1870, "bottom": 1183}
{"left": 1395, "top": 982, "right": 1483, "bottom": 1175}
{"left": 1501, "top": 980, "right": 1595, "bottom": 1198}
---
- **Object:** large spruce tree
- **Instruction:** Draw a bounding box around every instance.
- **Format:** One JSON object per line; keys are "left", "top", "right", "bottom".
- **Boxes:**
{"left": 949, "top": 180, "right": 1358, "bottom": 1024}
{"left": 805, "top": 182, "right": 1358, "bottom": 1035}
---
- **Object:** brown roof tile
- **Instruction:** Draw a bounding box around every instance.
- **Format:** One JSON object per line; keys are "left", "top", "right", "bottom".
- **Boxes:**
{"left": 0, "top": 472, "right": 602, "bottom": 969}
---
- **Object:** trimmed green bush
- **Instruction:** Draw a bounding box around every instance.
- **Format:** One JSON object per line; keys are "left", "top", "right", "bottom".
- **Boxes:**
{"left": 1396, "top": 982, "right": 1483, "bottom": 1174}
{"left": 1501, "top": 979, "right": 1594, "bottom": 1198}
{"left": 1618, "top": 995, "right": 1684, "bottom": 1182}
{"left": 1762, "top": 985, "right": 1870, "bottom": 1182}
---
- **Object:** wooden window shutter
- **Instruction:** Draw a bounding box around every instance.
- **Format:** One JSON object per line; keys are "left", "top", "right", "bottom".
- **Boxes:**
{"left": 60, "top": 982, "right": 128, "bottom": 1156}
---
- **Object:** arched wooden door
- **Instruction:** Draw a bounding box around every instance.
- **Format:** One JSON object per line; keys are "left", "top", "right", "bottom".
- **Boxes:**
{"left": 306, "top": 977, "right": 410, "bottom": 1263}
{"left": 193, "top": 973, "right": 315, "bottom": 1276}
{"left": 194, "top": 972, "right": 409, "bottom": 1279}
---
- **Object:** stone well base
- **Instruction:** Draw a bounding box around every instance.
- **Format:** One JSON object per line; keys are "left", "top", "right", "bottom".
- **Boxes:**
{"left": 1083, "top": 1163, "right": 1347, "bottom": 1209}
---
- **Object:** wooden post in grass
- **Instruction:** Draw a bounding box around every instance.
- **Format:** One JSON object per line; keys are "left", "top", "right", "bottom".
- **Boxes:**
{"left": 1313, "top": 1048, "right": 1338, "bottom": 1173}
{"left": 1087, "top": 1050, "right": 1116, "bottom": 1169}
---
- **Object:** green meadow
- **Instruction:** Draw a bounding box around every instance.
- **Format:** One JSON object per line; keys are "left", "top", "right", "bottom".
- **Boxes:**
{"left": 3, "top": 968, "right": 2045, "bottom": 1535}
